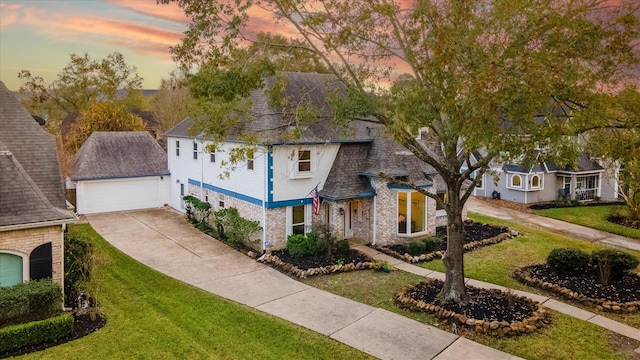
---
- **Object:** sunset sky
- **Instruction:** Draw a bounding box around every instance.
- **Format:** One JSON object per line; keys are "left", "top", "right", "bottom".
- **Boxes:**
{"left": 1, "top": 1, "right": 638, "bottom": 92}
{"left": 0, "top": 0, "right": 191, "bottom": 91}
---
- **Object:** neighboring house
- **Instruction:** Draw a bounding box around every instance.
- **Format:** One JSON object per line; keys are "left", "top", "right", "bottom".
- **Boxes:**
{"left": 165, "top": 72, "right": 463, "bottom": 250}
{"left": 0, "top": 81, "right": 76, "bottom": 288}
{"left": 68, "top": 131, "right": 170, "bottom": 214}
{"left": 473, "top": 151, "right": 618, "bottom": 204}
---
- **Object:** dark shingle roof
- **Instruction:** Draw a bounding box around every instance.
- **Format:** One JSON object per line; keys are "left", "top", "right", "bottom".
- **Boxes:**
{"left": 0, "top": 81, "right": 75, "bottom": 227}
{"left": 0, "top": 142, "right": 75, "bottom": 227}
{"left": 320, "top": 133, "right": 436, "bottom": 200}
{"left": 547, "top": 152, "right": 604, "bottom": 173}
{"left": 71, "top": 132, "right": 168, "bottom": 180}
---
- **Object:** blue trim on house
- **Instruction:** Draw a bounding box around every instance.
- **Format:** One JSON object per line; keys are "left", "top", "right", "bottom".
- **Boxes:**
{"left": 386, "top": 183, "right": 433, "bottom": 190}
{"left": 267, "top": 148, "right": 274, "bottom": 204}
{"left": 188, "top": 179, "right": 263, "bottom": 206}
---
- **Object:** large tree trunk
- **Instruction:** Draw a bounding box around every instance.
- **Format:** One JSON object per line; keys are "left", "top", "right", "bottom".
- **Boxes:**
{"left": 440, "top": 182, "right": 469, "bottom": 304}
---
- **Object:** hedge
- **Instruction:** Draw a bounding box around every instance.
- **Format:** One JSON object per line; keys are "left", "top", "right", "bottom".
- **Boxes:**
{"left": 0, "top": 313, "right": 74, "bottom": 354}
{"left": 0, "top": 280, "right": 63, "bottom": 328}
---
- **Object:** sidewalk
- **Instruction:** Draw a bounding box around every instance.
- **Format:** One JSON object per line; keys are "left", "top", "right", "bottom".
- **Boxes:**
{"left": 467, "top": 197, "right": 640, "bottom": 252}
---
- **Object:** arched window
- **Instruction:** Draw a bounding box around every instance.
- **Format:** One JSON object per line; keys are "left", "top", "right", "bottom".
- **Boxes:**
{"left": 0, "top": 252, "right": 26, "bottom": 287}
{"left": 511, "top": 174, "right": 522, "bottom": 187}
{"left": 531, "top": 175, "right": 540, "bottom": 188}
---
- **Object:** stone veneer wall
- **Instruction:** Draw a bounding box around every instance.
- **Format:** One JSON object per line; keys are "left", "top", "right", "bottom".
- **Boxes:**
{"left": 0, "top": 225, "right": 64, "bottom": 287}
{"left": 190, "top": 184, "right": 290, "bottom": 250}
{"left": 371, "top": 178, "right": 438, "bottom": 247}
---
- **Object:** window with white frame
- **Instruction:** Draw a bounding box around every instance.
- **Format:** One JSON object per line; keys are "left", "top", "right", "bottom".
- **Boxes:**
{"left": 510, "top": 174, "right": 522, "bottom": 188}
{"left": 398, "top": 191, "right": 426, "bottom": 235}
{"left": 247, "top": 151, "right": 254, "bottom": 170}
{"left": 176, "top": 141, "right": 180, "bottom": 156}
{"left": 297, "top": 150, "right": 311, "bottom": 172}
{"left": 290, "top": 149, "right": 313, "bottom": 179}
{"left": 210, "top": 151, "right": 215, "bottom": 163}
{"left": 530, "top": 174, "right": 541, "bottom": 189}
{"left": 193, "top": 142, "right": 198, "bottom": 160}
{"left": 218, "top": 194, "right": 225, "bottom": 208}
{"left": 291, "top": 205, "right": 306, "bottom": 235}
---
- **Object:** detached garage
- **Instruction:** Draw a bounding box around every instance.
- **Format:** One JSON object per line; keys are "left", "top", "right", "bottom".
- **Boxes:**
{"left": 70, "top": 131, "right": 170, "bottom": 214}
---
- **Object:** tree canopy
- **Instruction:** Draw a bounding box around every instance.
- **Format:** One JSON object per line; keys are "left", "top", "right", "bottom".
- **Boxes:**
{"left": 161, "top": 0, "right": 640, "bottom": 304}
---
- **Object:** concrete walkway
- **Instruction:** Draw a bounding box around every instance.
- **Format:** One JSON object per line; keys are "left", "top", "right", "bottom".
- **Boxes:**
{"left": 467, "top": 197, "right": 640, "bottom": 252}
{"left": 87, "top": 209, "right": 522, "bottom": 360}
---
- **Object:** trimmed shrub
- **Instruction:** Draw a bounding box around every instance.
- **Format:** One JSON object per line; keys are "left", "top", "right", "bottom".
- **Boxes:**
{"left": 64, "top": 230, "right": 93, "bottom": 308}
{"left": 0, "top": 280, "right": 63, "bottom": 328}
{"left": 213, "top": 207, "right": 262, "bottom": 248}
{"left": 592, "top": 249, "right": 639, "bottom": 277}
{"left": 334, "top": 240, "right": 351, "bottom": 258}
{"left": 407, "top": 240, "right": 426, "bottom": 256}
{"left": 0, "top": 313, "right": 74, "bottom": 354}
{"left": 422, "top": 236, "right": 443, "bottom": 253}
{"left": 546, "top": 248, "right": 591, "bottom": 274}
{"left": 286, "top": 234, "right": 318, "bottom": 258}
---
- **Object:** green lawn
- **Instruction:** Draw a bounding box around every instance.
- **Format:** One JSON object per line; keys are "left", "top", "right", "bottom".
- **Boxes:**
{"left": 532, "top": 205, "right": 640, "bottom": 240}
{"left": 305, "top": 213, "right": 640, "bottom": 360}
{"left": 19, "top": 224, "right": 373, "bottom": 360}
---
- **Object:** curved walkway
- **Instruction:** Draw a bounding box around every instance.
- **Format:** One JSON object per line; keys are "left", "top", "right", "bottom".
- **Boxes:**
{"left": 87, "top": 209, "right": 521, "bottom": 360}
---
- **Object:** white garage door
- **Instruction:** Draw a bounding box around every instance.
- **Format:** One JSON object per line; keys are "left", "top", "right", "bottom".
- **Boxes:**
{"left": 78, "top": 177, "right": 162, "bottom": 214}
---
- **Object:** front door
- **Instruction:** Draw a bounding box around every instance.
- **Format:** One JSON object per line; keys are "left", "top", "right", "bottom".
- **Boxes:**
{"left": 344, "top": 201, "right": 354, "bottom": 238}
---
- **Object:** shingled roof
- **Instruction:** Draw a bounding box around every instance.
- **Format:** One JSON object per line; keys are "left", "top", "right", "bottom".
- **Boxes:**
{"left": 70, "top": 131, "right": 169, "bottom": 181}
{"left": 320, "top": 133, "right": 437, "bottom": 200}
{"left": 165, "top": 72, "right": 376, "bottom": 144}
{"left": 0, "top": 81, "right": 75, "bottom": 228}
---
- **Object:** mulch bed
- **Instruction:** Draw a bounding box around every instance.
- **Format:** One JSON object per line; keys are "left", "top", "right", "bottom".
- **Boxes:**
{"left": 396, "top": 280, "right": 550, "bottom": 336}
{"left": 376, "top": 221, "right": 517, "bottom": 263}
{"left": 1, "top": 312, "right": 107, "bottom": 359}
{"left": 514, "top": 264, "right": 640, "bottom": 313}
{"left": 608, "top": 215, "right": 640, "bottom": 230}
{"left": 259, "top": 249, "right": 376, "bottom": 279}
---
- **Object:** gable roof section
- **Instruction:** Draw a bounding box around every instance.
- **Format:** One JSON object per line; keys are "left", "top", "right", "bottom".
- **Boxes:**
{"left": 321, "top": 133, "right": 436, "bottom": 200}
{"left": 546, "top": 153, "right": 604, "bottom": 174}
{"left": 0, "top": 142, "right": 75, "bottom": 228}
{"left": 71, "top": 132, "right": 169, "bottom": 181}
{"left": 0, "top": 81, "right": 69, "bottom": 211}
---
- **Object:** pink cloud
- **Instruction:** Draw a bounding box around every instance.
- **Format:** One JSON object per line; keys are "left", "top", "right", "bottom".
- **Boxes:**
{"left": 106, "top": 0, "right": 188, "bottom": 23}
{"left": 0, "top": 3, "right": 22, "bottom": 28}
{"left": 16, "top": 6, "right": 182, "bottom": 59}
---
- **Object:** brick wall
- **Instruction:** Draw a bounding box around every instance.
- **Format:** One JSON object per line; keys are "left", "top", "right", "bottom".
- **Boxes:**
{"left": 0, "top": 225, "right": 64, "bottom": 287}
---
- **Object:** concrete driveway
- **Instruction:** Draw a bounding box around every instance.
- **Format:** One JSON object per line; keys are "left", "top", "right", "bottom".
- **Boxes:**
{"left": 87, "top": 208, "right": 521, "bottom": 360}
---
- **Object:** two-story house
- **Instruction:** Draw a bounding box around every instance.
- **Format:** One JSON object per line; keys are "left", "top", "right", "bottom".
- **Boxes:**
{"left": 165, "top": 72, "right": 454, "bottom": 250}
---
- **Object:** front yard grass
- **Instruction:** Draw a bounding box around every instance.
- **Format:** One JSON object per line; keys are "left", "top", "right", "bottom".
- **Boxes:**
{"left": 305, "top": 213, "right": 640, "bottom": 360}
{"left": 21, "top": 224, "right": 373, "bottom": 360}
{"left": 532, "top": 205, "right": 640, "bottom": 240}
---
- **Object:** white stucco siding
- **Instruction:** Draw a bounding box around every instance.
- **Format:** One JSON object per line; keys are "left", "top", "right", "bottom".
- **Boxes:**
{"left": 270, "top": 144, "right": 340, "bottom": 202}
{"left": 76, "top": 176, "right": 168, "bottom": 214}
{"left": 166, "top": 137, "right": 267, "bottom": 212}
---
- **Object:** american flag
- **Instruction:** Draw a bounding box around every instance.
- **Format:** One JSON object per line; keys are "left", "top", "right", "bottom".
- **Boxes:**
{"left": 310, "top": 186, "right": 320, "bottom": 216}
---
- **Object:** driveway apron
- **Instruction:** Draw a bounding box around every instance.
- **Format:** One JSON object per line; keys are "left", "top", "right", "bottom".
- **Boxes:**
{"left": 87, "top": 208, "right": 520, "bottom": 360}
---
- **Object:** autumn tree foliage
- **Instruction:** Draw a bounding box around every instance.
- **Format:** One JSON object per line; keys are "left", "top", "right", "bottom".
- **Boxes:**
{"left": 161, "top": 0, "right": 640, "bottom": 304}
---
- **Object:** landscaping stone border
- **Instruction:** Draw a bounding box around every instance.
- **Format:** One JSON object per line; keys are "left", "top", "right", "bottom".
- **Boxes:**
{"left": 513, "top": 265, "right": 640, "bottom": 313}
{"left": 376, "top": 230, "right": 519, "bottom": 264}
{"left": 395, "top": 281, "right": 551, "bottom": 337}
{"left": 258, "top": 252, "right": 378, "bottom": 279}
